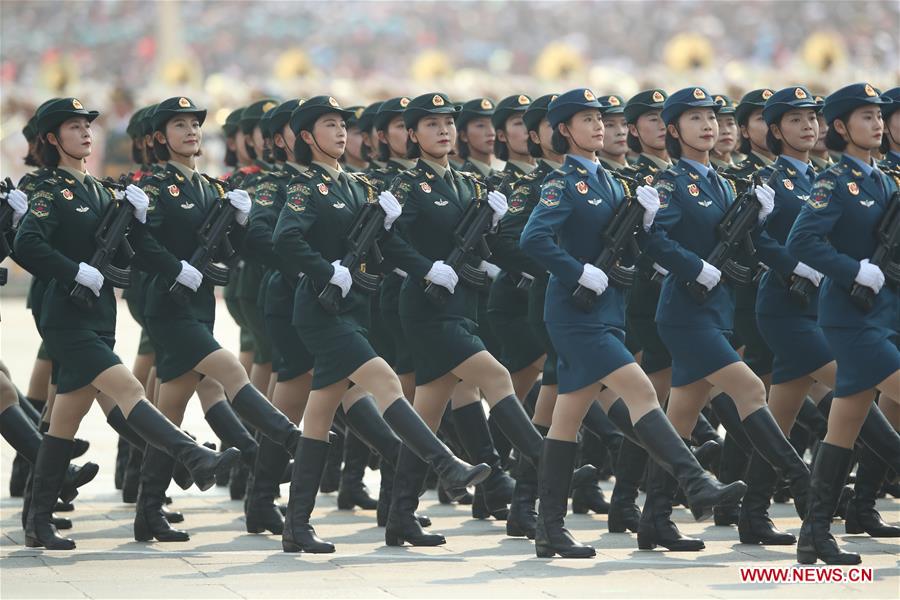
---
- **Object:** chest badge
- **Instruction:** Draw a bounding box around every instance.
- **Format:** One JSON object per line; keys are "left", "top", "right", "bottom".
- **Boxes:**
{"left": 687, "top": 183, "right": 700, "bottom": 196}
{"left": 697, "top": 200, "right": 712, "bottom": 207}
{"left": 644, "top": 175, "right": 654, "bottom": 185}
{"left": 332, "top": 202, "right": 346, "bottom": 209}
{"left": 317, "top": 183, "right": 329, "bottom": 195}
{"left": 75, "top": 205, "right": 89, "bottom": 213}
{"left": 688, "top": 172, "right": 700, "bottom": 181}
{"left": 424, "top": 171, "right": 435, "bottom": 180}
{"left": 575, "top": 181, "right": 588, "bottom": 194}
{"left": 420, "top": 182, "right": 432, "bottom": 193}
{"left": 168, "top": 185, "right": 180, "bottom": 197}
{"left": 433, "top": 199, "right": 449, "bottom": 207}
{"left": 587, "top": 198, "right": 602, "bottom": 206}
{"left": 61, "top": 189, "right": 73, "bottom": 200}
{"left": 783, "top": 179, "right": 794, "bottom": 191}
{"left": 180, "top": 202, "right": 194, "bottom": 210}
{"left": 847, "top": 182, "right": 859, "bottom": 195}
{"left": 859, "top": 199, "right": 874, "bottom": 208}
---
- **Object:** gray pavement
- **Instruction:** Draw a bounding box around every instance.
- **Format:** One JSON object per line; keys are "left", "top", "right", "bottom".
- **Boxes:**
{"left": 1, "top": 296, "right": 898, "bottom": 599}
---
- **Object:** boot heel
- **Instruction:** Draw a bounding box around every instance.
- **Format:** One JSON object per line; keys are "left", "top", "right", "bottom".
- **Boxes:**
{"left": 282, "top": 540, "right": 302, "bottom": 553}
{"left": 506, "top": 522, "right": 525, "bottom": 537}
{"left": 796, "top": 546, "right": 818, "bottom": 564}
{"left": 637, "top": 534, "right": 656, "bottom": 550}
{"left": 385, "top": 531, "right": 404, "bottom": 547}
{"left": 25, "top": 536, "right": 42, "bottom": 548}
{"left": 535, "top": 544, "right": 556, "bottom": 558}
{"left": 133, "top": 516, "right": 152, "bottom": 542}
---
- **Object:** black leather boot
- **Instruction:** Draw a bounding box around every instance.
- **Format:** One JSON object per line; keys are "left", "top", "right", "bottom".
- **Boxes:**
{"left": 741, "top": 407, "right": 810, "bottom": 518}
{"left": 245, "top": 436, "right": 288, "bottom": 535}
{"left": 24, "top": 435, "right": 77, "bottom": 550}
{"left": 506, "top": 454, "right": 538, "bottom": 538}
{"left": 637, "top": 460, "right": 704, "bottom": 551}
{"left": 320, "top": 428, "right": 343, "bottom": 493}
{"left": 126, "top": 400, "right": 239, "bottom": 491}
{"left": 122, "top": 446, "right": 143, "bottom": 503}
{"left": 282, "top": 437, "right": 335, "bottom": 553}
{"left": 489, "top": 395, "right": 544, "bottom": 469}
{"left": 452, "top": 402, "right": 513, "bottom": 519}
{"left": 489, "top": 412, "right": 514, "bottom": 471}
{"left": 114, "top": 436, "right": 130, "bottom": 490}
{"left": 385, "top": 447, "right": 445, "bottom": 546}
{"left": 632, "top": 409, "right": 747, "bottom": 521}
{"left": 795, "top": 397, "right": 828, "bottom": 440}
{"left": 229, "top": 383, "right": 300, "bottom": 452}
{"left": 572, "top": 433, "right": 611, "bottom": 515}
{"left": 382, "top": 399, "right": 490, "bottom": 493}
{"left": 797, "top": 443, "right": 860, "bottom": 564}
{"left": 133, "top": 448, "right": 189, "bottom": 542}
{"left": 337, "top": 432, "right": 377, "bottom": 510}
{"left": 714, "top": 434, "right": 748, "bottom": 525}
{"left": 534, "top": 438, "right": 595, "bottom": 558}
{"left": 738, "top": 452, "right": 796, "bottom": 544}
{"left": 204, "top": 400, "right": 259, "bottom": 500}
{"left": 609, "top": 438, "right": 647, "bottom": 533}
{"left": 845, "top": 446, "right": 900, "bottom": 537}
{"left": 857, "top": 404, "right": 900, "bottom": 476}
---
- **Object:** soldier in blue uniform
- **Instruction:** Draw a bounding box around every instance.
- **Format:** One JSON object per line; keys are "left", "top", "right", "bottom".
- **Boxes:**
{"left": 879, "top": 87, "right": 900, "bottom": 170}
{"left": 15, "top": 97, "right": 239, "bottom": 550}
{"left": 520, "top": 88, "right": 746, "bottom": 558}
{"left": 642, "top": 87, "right": 811, "bottom": 551}
{"left": 272, "top": 95, "right": 490, "bottom": 553}
{"left": 711, "top": 94, "right": 739, "bottom": 169}
{"left": 787, "top": 83, "right": 900, "bottom": 565}
{"left": 596, "top": 94, "right": 636, "bottom": 175}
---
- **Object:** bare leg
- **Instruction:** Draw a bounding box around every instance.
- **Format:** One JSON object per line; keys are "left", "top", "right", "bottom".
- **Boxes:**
{"left": 272, "top": 372, "right": 313, "bottom": 426}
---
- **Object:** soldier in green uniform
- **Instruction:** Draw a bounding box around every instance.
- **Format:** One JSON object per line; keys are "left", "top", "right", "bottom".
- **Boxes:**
{"left": 341, "top": 106, "right": 369, "bottom": 173}
{"left": 15, "top": 97, "right": 239, "bottom": 550}
{"left": 357, "top": 101, "right": 384, "bottom": 169}
{"left": 457, "top": 97, "right": 497, "bottom": 179}
{"left": 491, "top": 94, "right": 537, "bottom": 189}
{"left": 711, "top": 94, "right": 739, "bottom": 169}
{"left": 270, "top": 95, "right": 490, "bottom": 553}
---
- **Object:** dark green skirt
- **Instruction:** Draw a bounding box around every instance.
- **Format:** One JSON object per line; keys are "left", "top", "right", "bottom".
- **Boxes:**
{"left": 144, "top": 318, "right": 220, "bottom": 382}
{"left": 42, "top": 328, "right": 120, "bottom": 394}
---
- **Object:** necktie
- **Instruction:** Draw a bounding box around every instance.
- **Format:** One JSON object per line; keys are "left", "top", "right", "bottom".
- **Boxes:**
{"left": 444, "top": 171, "right": 457, "bottom": 197}
{"left": 871, "top": 171, "right": 886, "bottom": 200}
{"left": 191, "top": 172, "right": 204, "bottom": 198}
{"left": 707, "top": 171, "right": 724, "bottom": 203}
{"left": 84, "top": 175, "right": 101, "bottom": 207}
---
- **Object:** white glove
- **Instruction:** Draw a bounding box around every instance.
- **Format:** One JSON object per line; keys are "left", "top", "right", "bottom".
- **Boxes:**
{"left": 6, "top": 189, "right": 28, "bottom": 227}
{"left": 652, "top": 262, "right": 669, "bottom": 277}
{"left": 755, "top": 184, "right": 775, "bottom": 222}
{"left": 487, "top": 190, "right": 508, "bottom": 227}
{"left": 425, "top": 260, "right": 458, "bottom": 293}
{"left": 393, "top": 267, "right": 408, "bottom": 278}
{"left": 479, "top": 260, "right": 501, "bottom": 281}
{"left": 124, "top": 184, "right": 149, "bottom": 224}
{"left": 378, "top": 191, "right": 402, "bottom": 230}
{"left": 227, "top": 189, "right": 251, "bottom": 226}
{"left": 176, "top": 260, "right": 203, "bottom": 291}
{"left": 695, "top": 260, "right": 722, "bottom": 291}
{"left": 578, "top": 263, "right": 609, "bottom": 296}
{"left": 855, "top": 258, "right": 885, "bottom": 294}
{"left": 793, "top": 261, "right": 823, "bottom": 288}
{"left": 75, "top": 262, "right": 104, "bottom": 297}
{"left": 329, "top": 259, "right": 352, "bottom": 298}
{"left": 635, "top": 185, "right": 660, "bottom": 230}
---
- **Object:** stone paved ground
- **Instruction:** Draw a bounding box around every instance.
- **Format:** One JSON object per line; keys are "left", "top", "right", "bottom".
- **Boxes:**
{"left": 1, "top": 297, "right": 897, "bottom": 599}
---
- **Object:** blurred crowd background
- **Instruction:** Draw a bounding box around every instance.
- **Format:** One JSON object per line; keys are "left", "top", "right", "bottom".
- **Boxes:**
{"left": 1, "top": 0, "right": 898, "bottom": 180}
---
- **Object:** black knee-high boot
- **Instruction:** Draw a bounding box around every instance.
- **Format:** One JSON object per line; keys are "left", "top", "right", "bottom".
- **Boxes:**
{"left": 282, "top": 437, "right": 335, "bottom": 553}
{"left": 738, "top": 452, "right": 796, "bottom": 545}
{"left": 125, "top": 400, "right": 239, "bottom": 491}
{"left": 856, "top": 404, "right": 900, "bottom": 477}
{"left": 534, "top": 438, "right": 596, "bottom": 558}
{"left": 797, "top": 443, "right": 860, "bottom": 565}
{"left": 382, "top": 399, "right": 490, "bottom": 493}
{"left": 714, "top": 434, "right": 749, "bottom": 525}
{"left": 229, "top": 383, "right": 300, "bottom": 452}
{"left": 320, "top": 427, "right": 343, "bottom": 494}
{"left": 795, "top": 397, "right": 828, "bottom": 440}
{"left": 452, "top": 402, "right": 514, "bottom": 520}
{"left": 337, "top": 431, "right": 377, "bottom": 510}
{"left": 637, "top": 460, "right": 705, "bottom": 551}
{"left": 245, "top": 436, "right": 289, "bottom": 535}
{"left": 576, "top": 403, "right": 623, "bottom": 513}
{"left": 385, "top": 446, "right": 446, "bottom": 547}
{"left": 122, "top": 445, "right": 143, "bottom": 503}
{"left": 24, "top": 435, "right": 77, "bottom": 549}
{"left": 845, "top": 445, "right": 900, "bottom": 537}
{"left": 488, "top": 395, "right": 544, "bottom": 469}
{"left": 506, "top": 453, "right": 538, "bottom": 538}
{"left": 204, "top": 400, "right": 259, "bottom": 500}
{"left": 114, "top": 436, "right": 130, "bottom": 490}
{"left": 609, "top": 438, "right": 647, "bottom": 533}
{"left": 133, "top": 448, "right": 189, "bottom": 542}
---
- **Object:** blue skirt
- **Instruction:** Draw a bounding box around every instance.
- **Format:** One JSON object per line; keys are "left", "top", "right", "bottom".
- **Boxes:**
{"left": 757, "top": 314, "right": 833, "bottom": 385}
{"left": 657, "top": 324, "right": 741, "bottom": 387}
{"left": 546, "top": 321, "right": 634, "bottom": 394}
{"left": 823, "top": 325, "right": 900, "bottom": 396}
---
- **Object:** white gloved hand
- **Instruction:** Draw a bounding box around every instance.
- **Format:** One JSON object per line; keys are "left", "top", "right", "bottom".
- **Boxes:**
{"left": 636, "top": 185, "right": 660, "bottom": 230}
{"left": 855, "top": 258, "right": 885, "bottom": 294}
{"left": 425, "top": 260, "right": 458, "bottom": 293}
{"left": 75, "top": 262, "right": 104, "bottom": 297}
{"left": 6, "top": 189, "right": 28, "bottom": 227}
{"left": 227, "top": 189, "right": 252, "bottom": 226}
{"left": 329, "top": 259, "right": 352, "bottom": 298}
{"left": 755, "top": 184, "right": 775, "bottom": 222}
{"left": 652, "top": 262, "right": 669, "bottom": 277}
{"left": 176, "top": 260, "right": 203, "bottom": 291}
{"left": 480, "top": 260, "right": 501, "bottom": 281}
{"left": 487, "top": 190, "right": 508, "bottom": 227}
{"left": 124, "top": 184, "right": 149, "bottom": 224}
{"left": 695, "top": 260, "right": 722, "bottom": 291}
{"left": 578, "top": 263, "right": 609, "bottom": 296}
{"left": 793, "top": 261, "right": 823, "bottom": 287}
{"left": 378, "top": 191, "right": 402, "bottom": 230}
